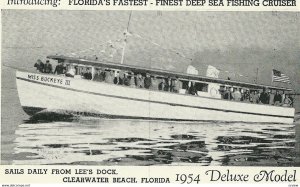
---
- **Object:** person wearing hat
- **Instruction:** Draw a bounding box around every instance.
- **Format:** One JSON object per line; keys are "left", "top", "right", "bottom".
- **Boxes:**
{"left": 43, "top": 60, "right": 53, "bottom": 74}
{"left": 34, "top": 59, "right": 44, "bottom": 73}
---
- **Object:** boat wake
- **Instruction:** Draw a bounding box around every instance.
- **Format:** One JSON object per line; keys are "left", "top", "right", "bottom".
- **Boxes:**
{"left": 25, "top": 109, "right": 76, "bottom": 123}
{"left": 25, "top": 109, "right": 299, "bottom": 125}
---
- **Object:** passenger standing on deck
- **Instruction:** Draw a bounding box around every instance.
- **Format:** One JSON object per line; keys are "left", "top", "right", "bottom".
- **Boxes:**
{"left": 251, "top": 90, "right": 259, "bottom": 104}
{"left": 268, "top": 90, "right": 275, "bottom": 105}
{"left": 159, "top": 79, "right": 166, "bottom": 91}
{"left": 188, "top": 81, "right": 198, "bottom": 95}
{"left": 123, "top": 73, "right": 130, "bottom": 86}
{"left": 249, "top": 90, "right": 254, "bottom": 102}
{"left": 54, "top": 61, "right": 66, "bottom": 75}
{"left": 259, "top": 88, "right": 269, "bottom": 104}
{"left": 93, "top": 69, "right": 105, "bottom": 82}
{"left": 129, "top": 74, "right": 136, "bottom": 87}
{"left": 274, "top": 90, "right": 282, "bottom": 106}
{"left": 167, "top": 77, "right": 172, "bottom": 92}
{"left": 105, "top": 70, "right": 115, "bottom": 84}
{"left": 65, "top": 65, "right": 76, "bottom": 77}
{"left": 136, "top": 74, "right": 144, "bottom": 88}
{"left": 224, "top": 87, "right": 232, "bottom": 100}
{"left": 243, "top": 89, "right": 250, "bottom": 102}
{"left": 43, "top": 60, "right": 52, "bottom": 74}
{"left": 83, "top": 68, "right": 92, "bottom": 80}
{"left": 118, "top": 71, "right": 125, "bottom": 85}
{"left": 232, "top": 88, "right": 242, "bottom": 101}
{"left": 34, "top": 59, "right": 44, "bottom": 73}
{"left": 282, "top": 95, "right": 292, "bottom": 107}
{"left": 162, "top": 79, "right": 166, "bottom": 91}
{"left": 288, "top": 95, "right": 294, "bottom": 107}
{"left": 173, "top": 78, "right": 182, "bottom": 93}
{"left": 100, "top": 69, "right": 106, "bottom": 81}
{"left": 144, "top": 73, "right": 152, "bottom": 89}
{"left": 150, "top": 76, "right": 159, "bottom": 90}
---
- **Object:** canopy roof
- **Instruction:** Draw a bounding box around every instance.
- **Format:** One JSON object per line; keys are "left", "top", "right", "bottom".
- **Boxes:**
{"left": 47, "top": 55, "right": 293, "bottom": 91}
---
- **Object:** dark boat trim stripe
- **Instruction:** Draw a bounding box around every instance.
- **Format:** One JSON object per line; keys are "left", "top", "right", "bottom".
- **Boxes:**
{"left": 17, "top": 77, "right": 294, "bottom": 119}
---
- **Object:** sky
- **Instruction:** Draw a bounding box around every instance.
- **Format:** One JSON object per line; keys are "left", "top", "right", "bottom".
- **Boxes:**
{"left": 2, "top": 10, "right": 300, "bottom": 91}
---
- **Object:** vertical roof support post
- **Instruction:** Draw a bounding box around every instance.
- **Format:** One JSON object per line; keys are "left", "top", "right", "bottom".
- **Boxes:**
{"left": 91, "top": 66, "right": 95, "bottom": 80}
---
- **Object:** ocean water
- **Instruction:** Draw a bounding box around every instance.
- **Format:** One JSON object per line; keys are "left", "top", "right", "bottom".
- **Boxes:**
{"left": 2, "top": 67, "right": 299, "bottom": 166}
{"left": 11, "top": 118, "right": 297, "bottom": 166}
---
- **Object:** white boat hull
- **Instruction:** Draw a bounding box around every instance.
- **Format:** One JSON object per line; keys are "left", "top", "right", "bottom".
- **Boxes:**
{"left": 16, "top": 71, "right": 295, "bottom": 124}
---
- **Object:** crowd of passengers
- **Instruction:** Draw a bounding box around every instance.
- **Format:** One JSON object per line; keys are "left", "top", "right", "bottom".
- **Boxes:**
{"left": 34, "top": 59, "right": 183, "bottom": 92}
{"left": 34, "top": 59, "right": 294, "bottom": 107}
{"left": 220, "top": 87, "right": 293, "bottom": 107}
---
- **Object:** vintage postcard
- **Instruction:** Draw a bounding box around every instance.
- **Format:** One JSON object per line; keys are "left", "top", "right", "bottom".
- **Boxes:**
{"left": 0, "top": 1, "right": 299, "bottom": 186}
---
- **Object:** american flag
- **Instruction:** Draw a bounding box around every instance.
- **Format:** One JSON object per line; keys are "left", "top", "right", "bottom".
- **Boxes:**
{"left": 272, "top": 69, "right": 290, "bottom": 83}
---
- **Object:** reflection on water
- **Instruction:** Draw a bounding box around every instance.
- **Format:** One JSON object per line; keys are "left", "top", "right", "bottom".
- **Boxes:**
{"left": 12, "top": 117, "right": 296, "bottom": 166}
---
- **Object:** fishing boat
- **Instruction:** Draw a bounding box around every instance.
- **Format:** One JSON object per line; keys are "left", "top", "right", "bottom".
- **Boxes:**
{"left": 16, "top": 55, "right": 295, "bottom": 124}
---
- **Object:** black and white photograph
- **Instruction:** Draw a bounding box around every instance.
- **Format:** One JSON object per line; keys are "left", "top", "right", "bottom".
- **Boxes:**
{"left": 1, "top": 10, "right": 300, "bottom": 166}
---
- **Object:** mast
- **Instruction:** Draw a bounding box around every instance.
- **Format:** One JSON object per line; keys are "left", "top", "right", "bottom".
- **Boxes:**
{"left": 120, "top": 11, "right": 132, "bottom": 64}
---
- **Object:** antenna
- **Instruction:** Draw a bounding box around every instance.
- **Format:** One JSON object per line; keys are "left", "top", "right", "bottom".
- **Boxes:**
{"left": 120, "top": 11, "right": 132, "bottom": 64}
